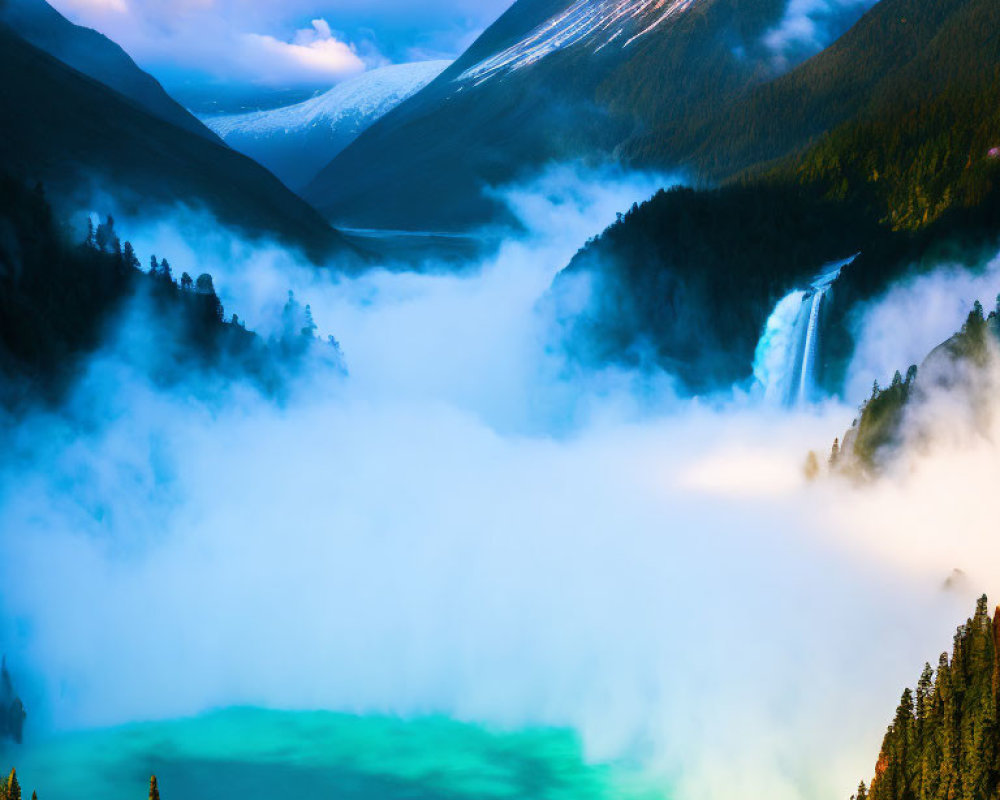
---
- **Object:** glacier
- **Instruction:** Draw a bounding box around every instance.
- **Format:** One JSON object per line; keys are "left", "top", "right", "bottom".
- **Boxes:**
{"left": 753, "top": 255, "right": 858, "bottom": 406}
{"left": 458, "top": 0, "right": 702, "bottom": 85}
{"left": 203, "top": 61, "right": 451, "bottom": 189}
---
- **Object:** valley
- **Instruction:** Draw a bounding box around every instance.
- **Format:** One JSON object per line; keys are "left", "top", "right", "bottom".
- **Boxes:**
{"left": 0, "top": 0, "right": 999, "bottom": 798}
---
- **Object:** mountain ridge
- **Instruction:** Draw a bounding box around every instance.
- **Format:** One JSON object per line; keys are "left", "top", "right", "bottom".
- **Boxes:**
{"left": 203, "top": 61, "right": 451, "bottom": 191}
{"left": 303, "top": 0, "right": 826, "bottom": 231}
{"left": 0, "top": 23, "right": 354, "bottom": 262}
{"left": 0, "top": 0, "right": 218, "bottom": 142}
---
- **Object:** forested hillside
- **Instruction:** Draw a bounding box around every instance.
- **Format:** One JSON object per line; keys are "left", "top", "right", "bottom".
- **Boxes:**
{"left": 624, "top": 0, "right": 996, "bottom": 182}
{"left": 0, "top": 171, "right": 342, "bottom": 409}
{"left": 832, "top": 300, "right": 1000, "bottom": 476}
{"left": 554, "top": 0, "right": 1000, "bottom": 390}
{"left": 305, "top": 0, "right": 846, "bottom": 230}
{"left": 854, "top": 597, "right": 1000, "bottom": 800}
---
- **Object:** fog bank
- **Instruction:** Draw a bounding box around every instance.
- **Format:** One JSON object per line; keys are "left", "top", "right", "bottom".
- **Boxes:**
{"left": 1, "top": 167, "right": 998, "bottom": 800}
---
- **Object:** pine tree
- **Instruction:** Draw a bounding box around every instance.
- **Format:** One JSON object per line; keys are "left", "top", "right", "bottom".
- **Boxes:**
{"left": 122, "top": 242, "right": 140, "bottom": 272}
{"left": 149, "top": 775, "right": 159, "bottom": 800}
{"left": 7, "top": 769, "right": 19, "bottom": 800}
{"left": 301, "top": 304, "right": 317, "bottom": 338}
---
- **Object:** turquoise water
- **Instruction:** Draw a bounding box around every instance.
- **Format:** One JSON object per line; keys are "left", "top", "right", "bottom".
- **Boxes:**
{"left": 8, "top": 708, "right": 668, "bottom": 800}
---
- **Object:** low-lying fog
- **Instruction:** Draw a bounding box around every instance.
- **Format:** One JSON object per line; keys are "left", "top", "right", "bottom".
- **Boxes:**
{"left": 3, "top": 165, "right": 1000, "bottom": 800}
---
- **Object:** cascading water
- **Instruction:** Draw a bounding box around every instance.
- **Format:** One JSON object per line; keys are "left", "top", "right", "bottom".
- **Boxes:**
{"left": 752, "top": 254, "right": 858, "bottom": 406}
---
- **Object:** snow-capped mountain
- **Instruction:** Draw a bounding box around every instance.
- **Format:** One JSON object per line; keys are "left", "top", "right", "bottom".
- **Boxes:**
{"left": 304, "top": 0, "right": 878, "bottom": 232}
{"left": 459, "top": 0, "right": 701, "bottom": 84}
{"left": 203, "top": 61, "right": 451, "bottom": 191}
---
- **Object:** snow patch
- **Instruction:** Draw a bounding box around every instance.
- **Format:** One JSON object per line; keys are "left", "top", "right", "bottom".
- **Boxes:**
{"left": 458, "top": 0, "right": 701, "bottom": 84}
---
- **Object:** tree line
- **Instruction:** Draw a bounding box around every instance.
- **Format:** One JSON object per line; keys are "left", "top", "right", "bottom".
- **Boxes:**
{"left": 855, "top": 596, "right": 1000, "bottom": 800}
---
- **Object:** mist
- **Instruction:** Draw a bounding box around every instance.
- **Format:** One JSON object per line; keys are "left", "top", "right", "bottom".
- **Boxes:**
{"left": 1, "top": 165, "right": 998, "bottom": 800}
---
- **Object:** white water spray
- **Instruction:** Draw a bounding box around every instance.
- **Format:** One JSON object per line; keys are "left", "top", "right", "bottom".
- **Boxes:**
{"left": 753, "top": 255, "right": 857, "bottom": 406}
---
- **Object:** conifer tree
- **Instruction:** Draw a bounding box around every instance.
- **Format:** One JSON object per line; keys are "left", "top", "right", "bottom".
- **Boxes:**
{"left": 301, "top": 304, "right": 317, "bottom": 338}
{"left": 149, "top": 775, "right": 159, "bottom": 800}
{"left": 858, "top": 599, "right": 1000, "bottom": 800}
{"left": 122, "top": 242, "right": 140, "bottom": 272}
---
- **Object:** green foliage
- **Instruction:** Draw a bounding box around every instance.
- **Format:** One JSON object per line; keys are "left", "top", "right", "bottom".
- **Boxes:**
{"left": 556, "top": 0, "right": 1000, "bottom": 386}
{"left": 556, "top": 181, "right": 873, "bottom": 389}
{"left": 860, "top": 597, "right": 1000, "bottom": 800}
{"left": 836, "top": 297, "right": 1000, "bottom": 474}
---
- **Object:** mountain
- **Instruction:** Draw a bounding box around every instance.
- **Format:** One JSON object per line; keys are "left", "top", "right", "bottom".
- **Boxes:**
{"left": 547, "top": 0, "right": 1000, "bottom": 391}
{"left": 0, "top": 24, "right": 352, "bottom": 261}
{"left": 0, "top": 0, "right": 216, "bottom": 142}
{"left": 852, "top": 597, "right": 1000, "bottom": 800}
{"left": 203, "top": 61, "right": 451, "bottom": 192}
{"left": 630, "top": 0, "right": 1000, "bottom": 191}
{"left": 303, "top": 0, "right": 856, "bottom": 231}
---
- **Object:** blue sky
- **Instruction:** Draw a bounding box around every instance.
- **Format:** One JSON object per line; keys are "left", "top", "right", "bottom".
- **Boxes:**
{"left": 47, "top": 0, "right": 513, "bottom": 89}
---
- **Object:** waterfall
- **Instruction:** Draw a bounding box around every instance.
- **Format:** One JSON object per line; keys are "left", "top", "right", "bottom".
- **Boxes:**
{"left": 752, "top": 254, "right": 858, "bottom": 406}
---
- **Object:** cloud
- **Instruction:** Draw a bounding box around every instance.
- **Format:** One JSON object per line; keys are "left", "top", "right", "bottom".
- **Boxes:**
{"left": 45, "top": 0, "right": 512, "bottom": 89}
{"left": 237, "top": 20, "right": 367, "bottom": 86}
{"left": 55, "top": 0, "right": 128, "bottom": 13}
{"left": 844, "top": 253, "right": 1000, "bottom": 402}
{"left": 764, "top": 0, "right": 877, "bottom": 62}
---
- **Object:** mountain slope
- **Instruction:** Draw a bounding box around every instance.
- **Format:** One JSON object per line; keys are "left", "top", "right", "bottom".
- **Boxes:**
{"left": 548, "top": 0, "right": 1000, "bottom": 391}
{"left": 304, "top": 0, "right": 831, "bottom": 231}
{"left": 203, "top": 61, "right": 450, "bottom": 191}
{"left": 625, "top": 0, "right": 997, "bottom": 180}
{"left": 0, "top": 0, "right": 216, "bottom": 142}
{"left": 0, "top": 25, "right": 351, "bottom": 261}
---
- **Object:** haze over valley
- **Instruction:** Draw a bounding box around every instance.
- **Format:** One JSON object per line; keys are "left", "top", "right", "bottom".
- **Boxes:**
{"left": 0, "top": 0, "right": 999, "bottom": 798}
